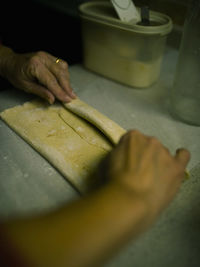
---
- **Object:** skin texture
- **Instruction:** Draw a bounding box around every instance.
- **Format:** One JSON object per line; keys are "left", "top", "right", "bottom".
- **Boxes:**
{"left": 106, "top": 131, "right": 190, "bottom": 215}
{"left": 2, "top": 131, "right": 190, "bottom": 267}
{"left": 0, "top": 44, "right": 190, "bottom": 267}
{"left": 0, "top": 45, "right": 76, "bottom": 103}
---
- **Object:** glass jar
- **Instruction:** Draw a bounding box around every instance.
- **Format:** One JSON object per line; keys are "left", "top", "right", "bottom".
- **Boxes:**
{"left": 170, "top": 0, "right": 200, "bottom": 126}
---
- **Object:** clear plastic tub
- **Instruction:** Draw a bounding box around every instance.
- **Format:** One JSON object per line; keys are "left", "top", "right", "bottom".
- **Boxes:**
{"left": 79, "top": 1, "right": 173, "bottom": 88}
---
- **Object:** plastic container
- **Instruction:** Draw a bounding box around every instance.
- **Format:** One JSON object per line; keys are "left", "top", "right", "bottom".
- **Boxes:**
{"left": 170, "top": 0, "right": 200, "bottom": 126}
{"left": 79, "top": 1, "right": 173, "bottom": 88}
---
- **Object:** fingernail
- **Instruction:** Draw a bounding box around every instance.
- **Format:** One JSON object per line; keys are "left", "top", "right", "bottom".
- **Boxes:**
{"left": 63, "top": 95, "right": 71, "bottom": 103}
{"left": 71, "top": 91, "right": 77, "bottom": 98}
{"left": 47, "top": 97, "right": 54, "bottom": 105}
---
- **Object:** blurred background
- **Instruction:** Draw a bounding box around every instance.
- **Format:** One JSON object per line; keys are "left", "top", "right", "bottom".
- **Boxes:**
{"left": 0, "top": 0, "right": 189, "bottom": 65}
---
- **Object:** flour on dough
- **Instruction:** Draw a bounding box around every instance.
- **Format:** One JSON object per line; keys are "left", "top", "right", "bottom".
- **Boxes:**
{"left": 64, "top": 98, "right": 126, "bottom": 145}
{"left": 0, "top": 99, "right": 114, "bottom": 193}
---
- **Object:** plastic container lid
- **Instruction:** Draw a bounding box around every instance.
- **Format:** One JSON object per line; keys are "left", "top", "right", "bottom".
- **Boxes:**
{"left": 79, "top": 1, "right": 173, "bottom": 36}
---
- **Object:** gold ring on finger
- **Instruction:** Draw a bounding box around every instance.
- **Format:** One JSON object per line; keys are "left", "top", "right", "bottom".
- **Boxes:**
{"left": 55, "top": 58, "right": 61, "bottom": 64}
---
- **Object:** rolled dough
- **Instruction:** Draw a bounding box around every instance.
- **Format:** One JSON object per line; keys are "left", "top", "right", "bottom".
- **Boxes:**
{"left": 64, "top": 98, "right": 126, "bottom": 145}
{"left": 0, "top": 99, "right": 126, "bottom": 193}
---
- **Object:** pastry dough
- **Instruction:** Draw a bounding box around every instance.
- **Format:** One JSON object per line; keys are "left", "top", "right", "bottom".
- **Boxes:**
{"left": 0, "top": 99, "right": 126, "bottom": 193}
{"left": 64, "top": 99, "right": 126, "bottom": 145}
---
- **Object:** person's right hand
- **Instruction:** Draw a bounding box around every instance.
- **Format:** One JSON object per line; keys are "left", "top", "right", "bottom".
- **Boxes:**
{"left": 105, "top": 130, "right": 190, "bottom": 219}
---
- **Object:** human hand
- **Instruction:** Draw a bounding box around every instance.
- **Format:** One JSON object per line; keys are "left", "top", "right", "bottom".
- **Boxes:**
{"left": 2, "top": 49, "right": 76, "bottom": 104}
{"left": 105, "top": 130, "right": 190, "bottom": 218}
{"left": 1, "top": 130, "right": 190, "bottom": 267}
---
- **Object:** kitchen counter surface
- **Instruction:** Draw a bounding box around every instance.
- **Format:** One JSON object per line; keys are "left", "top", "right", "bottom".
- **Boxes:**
{"left": 0, "top": 46, "right": 200, "bottom": 267}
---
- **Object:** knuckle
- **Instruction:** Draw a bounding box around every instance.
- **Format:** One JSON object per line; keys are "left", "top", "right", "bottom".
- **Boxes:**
{"left": 59, "top": 60, "right": 68, "bottom": 70}
{"left": 122, "top": 130, "right": 143, "bottom": 145}
{"left": 49, "top": 78, "right": 58, "bottom": 88}
{"left": 29, "top": 55, "right": 39, "bottom": 66}
{"left": 57, "top": 90, "right": 65, "bottom": 98}
{"left": 27, "top": 58, "right": 41, "bottom": 75}
{"left": 28, "top": 51, "right": 46, "bottom": 67}
{"left": 149, "top": 137, "right": 159, "bottom": 145}
{"left": 128, "top": 129, "right": 141, "bottom": 136}
{"left": 60, "top": 71, "right": 70, "bottom": 82}
{"left": 35, "top": 51, "right": 46, "bottom": 58}
{"left": 28, "top": 54, "right": 42, "bottom": 67}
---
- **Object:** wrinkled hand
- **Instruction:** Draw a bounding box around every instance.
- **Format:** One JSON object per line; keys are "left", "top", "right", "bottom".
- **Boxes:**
{"left": 105, "top": 130, "right": 190, "bottom": 217}
{"left": 4, "top": 50, "right": 76, "bottom": 104}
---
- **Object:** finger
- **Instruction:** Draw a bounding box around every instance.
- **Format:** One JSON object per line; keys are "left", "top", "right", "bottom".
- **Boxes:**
{"left": 126, "top": 130, "right": 150, "bottom": 169}
{"left": 119, "top": 129, "right": 140, "bottom": 143}
{"left": 33, "top": 63, "right": 71, "bottom": 103}
{"left": 175, "top": 148, "right": 190, "bottom": 168}
{"left": 109, "top": 134, "right": 129, "bottom": 171}
{"left": 116, "top": 130, "right": 143, "bottom": 170}
{"left": 51, "top": 63, "right": 76, "bottom": 99}
{"left": 46, "top": 55, "right": 76, "bottom": 99}
{"left": 147, "top": 136, "right": 171, "bottom": 156}
{"left": 23, "top": 82, "right": 55, "bottom": 104}
{"left": 118, "top": 131, "right": 129, "bottom": 144}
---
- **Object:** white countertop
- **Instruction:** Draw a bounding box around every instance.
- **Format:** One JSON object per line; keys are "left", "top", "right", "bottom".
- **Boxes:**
{"left": 0, "top": 46, "right": 200, "bottom": 267}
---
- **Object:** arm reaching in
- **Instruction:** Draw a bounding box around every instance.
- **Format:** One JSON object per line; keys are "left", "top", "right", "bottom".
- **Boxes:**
{"left": 0, "top": 45, "right": 76, "bottom": 104}
{"left": 1, "top": 130, "right": 190, "bottom": 267}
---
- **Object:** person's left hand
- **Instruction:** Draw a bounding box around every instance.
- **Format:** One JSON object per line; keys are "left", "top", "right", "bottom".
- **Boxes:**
{"left": 4, "top": 50, "right": 76, "bottom": 104}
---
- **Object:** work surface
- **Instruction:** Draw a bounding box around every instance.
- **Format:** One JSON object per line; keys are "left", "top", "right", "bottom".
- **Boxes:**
{"left": 1, "top": 47, "right": 200, "bottom": 267}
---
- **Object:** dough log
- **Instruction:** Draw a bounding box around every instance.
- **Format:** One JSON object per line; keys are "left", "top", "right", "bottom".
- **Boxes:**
{"left": 64, "top": 98, "right": 126, "bottom": 145}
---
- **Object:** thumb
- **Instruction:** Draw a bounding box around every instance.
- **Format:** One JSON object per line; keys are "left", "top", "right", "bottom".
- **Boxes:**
{"left": 175, "top": 148, "right": 190, "bottom": 168}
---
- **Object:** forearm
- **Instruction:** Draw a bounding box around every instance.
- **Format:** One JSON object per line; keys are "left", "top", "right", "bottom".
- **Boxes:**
{"left": 0, "top": 44, "right": 15, "bottom": 78}
{"left": 2, "top": 183, "right": 149, "bottom": 267}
